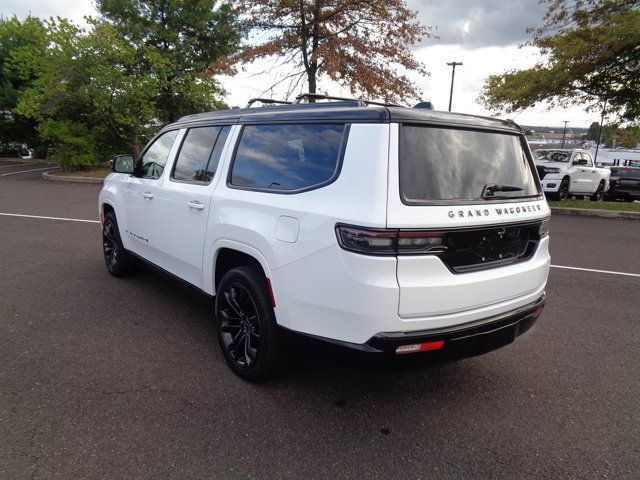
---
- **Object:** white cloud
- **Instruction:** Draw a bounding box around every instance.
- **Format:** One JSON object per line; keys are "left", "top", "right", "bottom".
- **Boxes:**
{"left": 1, "top": 0, "right": 96, "bottom": 24}
{"left": 2, "top": 0, "right": 601, "bottom": 128}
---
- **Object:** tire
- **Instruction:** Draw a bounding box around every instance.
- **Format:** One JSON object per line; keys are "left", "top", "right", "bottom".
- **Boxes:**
{"left": 215, "top": 265, "right": 286, "bottom": 382}
{"left": 102, "top": 211, "right": 137, "bottom": 276}
{"left": 590, "top": 181, "right": 605, "bottom": 201}
{"left": 550, "top": 177, "right": 570, "bottom": 201}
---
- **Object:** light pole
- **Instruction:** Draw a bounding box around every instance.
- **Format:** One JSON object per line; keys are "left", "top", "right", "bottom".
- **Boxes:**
{"left": 561, "top": 121, "right": 569, "bottom": 148}
{"left": 594, "top": 101, "right": 607, "bottom": 164}
{"left": 447, "top": 62, "right": 462, "bottom": 112}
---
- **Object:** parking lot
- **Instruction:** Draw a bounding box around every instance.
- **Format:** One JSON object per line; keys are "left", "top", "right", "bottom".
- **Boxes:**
{"left": 1, "top": 160, "right": 639, "bottom": 479}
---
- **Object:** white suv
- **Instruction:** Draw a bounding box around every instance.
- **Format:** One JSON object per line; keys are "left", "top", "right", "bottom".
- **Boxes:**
{"left": 99, "top": 95, "right": 550, "bottom": 381}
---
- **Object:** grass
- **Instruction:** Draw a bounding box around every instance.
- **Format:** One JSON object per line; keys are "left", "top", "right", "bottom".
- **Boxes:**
{"left": 548, "top": 198, "right": 640, "bottom": 212}
{"left": 51, "top": 167, "right": 111, "bottom": 179}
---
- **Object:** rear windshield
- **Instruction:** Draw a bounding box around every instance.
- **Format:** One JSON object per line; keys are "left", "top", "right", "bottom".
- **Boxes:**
{"left": 400, "top": 125, "right": 540, "bottom": 203}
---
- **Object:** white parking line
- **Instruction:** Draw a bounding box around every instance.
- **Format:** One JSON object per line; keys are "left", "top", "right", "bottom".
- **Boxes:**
{"left": 0, "top": 212, "right": 99, "bottom": 224}
{"left": 0, "top": 166, "right": 58, "bottom": 177}
{"left": 0, "top": 162, "right": 37, "bottom": 169}
{"left": 551, "top": 264, "right": 640, "bottom": 278}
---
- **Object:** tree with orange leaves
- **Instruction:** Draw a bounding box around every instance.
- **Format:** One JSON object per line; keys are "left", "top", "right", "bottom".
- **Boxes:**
{"left": 227, "top": 0, "right": 433, "bottom": 103}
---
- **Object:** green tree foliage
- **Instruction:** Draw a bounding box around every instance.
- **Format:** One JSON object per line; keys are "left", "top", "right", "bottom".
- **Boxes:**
{"left": 97, "top": 0, "right": 242, "bottom": 122}
{"left": 480, "top": 0, "right": 640, "bottom": 122}
{"left": 612, "top": 125, "right": 640, "bottom": 147}
{"left": 586, "top": 121, "right": 614, "bottom": 145}
{"left": 585, "top": 121, "right": 639, "bottom": 147}
{"left": 0, "top": 16, "right": 48, "bottom": 155}
{"left": 12, "top": 19, "right": 162, "bottom": 169}
{"left": 3, "top": 2, "right": 239, "bottom": 169}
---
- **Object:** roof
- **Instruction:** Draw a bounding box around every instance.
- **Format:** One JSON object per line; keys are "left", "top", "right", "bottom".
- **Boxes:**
{"left": 535, "top": 148, "right": 588, "bottom": 152}
{"left": 172, "top": 102, "right": 521, "bottom": 133}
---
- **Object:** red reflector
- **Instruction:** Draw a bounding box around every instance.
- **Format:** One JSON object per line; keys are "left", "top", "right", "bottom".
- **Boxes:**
{"left": 531, "top": 307, "right": 543, "bottom": 318}
{"left": 265, "top": 277, "right": 276, "bottom": 308}
{"left": 395, "top": 340, "right": 445, "bottom": 355}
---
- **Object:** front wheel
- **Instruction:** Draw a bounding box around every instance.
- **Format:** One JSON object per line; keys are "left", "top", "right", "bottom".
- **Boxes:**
{"left": 102, "top": 211, "right": 137, "bottom": 276}
{"left": 215, "top": 266, "right": 286, "bottom": 382}
{"left": 590, "top": 181, "right": 605, "bottom": 201}
{"left": 549, "top": 177, "right": 570, "bottom": 201}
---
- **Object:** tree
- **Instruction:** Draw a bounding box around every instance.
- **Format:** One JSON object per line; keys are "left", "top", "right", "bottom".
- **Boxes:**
{"left": 480, "top": 0, "right": 640, "bottom": 122}
{"left": 96, "top": 0, "right": 242, "bottom": 122}
{"left": 229, "top": 0, "right": 432, "bottom": 103}
{"left": 586, "top": 121, "right": 600, "bottom": 141}
{"left": 0, "top": 16, "right": 48, "bottom": 155}
{"left": 13, "top": 19, "right": 162, "bottom": 168}
{"left": 612, "top": 125, "right": 640, "bottom": 147}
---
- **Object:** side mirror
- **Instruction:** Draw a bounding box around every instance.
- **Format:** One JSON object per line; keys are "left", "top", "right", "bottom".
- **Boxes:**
{"left": 572, "top": 159, "right": 587, "bottom": 166}
{"left": 112, "top": 154, "right": 134, "bottom": 173}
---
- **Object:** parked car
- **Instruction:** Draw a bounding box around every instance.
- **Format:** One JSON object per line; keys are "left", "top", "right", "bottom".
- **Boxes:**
{"left": 533, "top": 149, "right": 610, "bottom": 201}
{"left": 99, "top": 94, "right": 550, "bottom": 381}
{"left": 18, "top": 148, "right": 33, "bottom": 159}
{"left": 605, "top": 167, "right": 640, "bottom": 202}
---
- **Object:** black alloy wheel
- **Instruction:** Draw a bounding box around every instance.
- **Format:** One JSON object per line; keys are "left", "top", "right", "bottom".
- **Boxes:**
{"left": 215, "top": 265, "right": 286, "bottom": 381}
{"left": 103, "top": 216, "right": 119, "bottom": 271}
{"left": 557, "top": 178, "right": 570, "bottom": 201}
{"left": 102, "top": 211, "right": 136, "bottom": 276}
{"left": 218, "top": 282, "right": 261, "bottom": 368}
{"left": 590, "top": 181, "right": 605, "bottom": 201}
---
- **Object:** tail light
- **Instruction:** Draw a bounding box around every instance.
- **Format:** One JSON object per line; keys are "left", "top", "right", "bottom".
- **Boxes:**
{"left": 538, "top": 218, "right": 550, "bottom": 238}
{"left": 335, "top": 225, "right": 446, "bottom": 256}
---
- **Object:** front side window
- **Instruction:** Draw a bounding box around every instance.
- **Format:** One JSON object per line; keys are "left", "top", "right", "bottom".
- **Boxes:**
{"left": 172, "top": 126, "right": 231, "bottom": 183}
{"left": 400, "top": 125, "right": 540, "bottom": 203}
{"left": 137, "top": 130, "right": 179, "bottom": 179}
{"left": 229, "top": 123, "right": 345, "bottom": 191}
{"left": 581, "top": 153, "right": 593, "bottom": 167}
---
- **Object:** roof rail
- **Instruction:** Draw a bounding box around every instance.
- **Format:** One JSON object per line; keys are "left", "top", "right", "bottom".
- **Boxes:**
{"left": 246, "top": 98, "right": 292, "bottom": 108}
{"left": 293, "top": 92, "right": 404, "bottom": 108}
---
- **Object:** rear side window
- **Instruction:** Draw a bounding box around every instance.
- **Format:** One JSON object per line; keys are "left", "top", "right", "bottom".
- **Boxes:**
{"left": 172, "top": 126, "right": 231, "bottom": 183}
{"left": 400, "top": 125, "right": 539, "bottom": 204}
{"left": 229, "top": 123, "right": 345, "bottom": 192}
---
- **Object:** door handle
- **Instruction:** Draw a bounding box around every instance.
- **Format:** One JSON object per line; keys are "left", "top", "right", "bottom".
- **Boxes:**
{"left": 142, "top": 191, "right": 154, "bottom": 199}
{"left": 188, "top": 200, "right": 205, "bottom": 210}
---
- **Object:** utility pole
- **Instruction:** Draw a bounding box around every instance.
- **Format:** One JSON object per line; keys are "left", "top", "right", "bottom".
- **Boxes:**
{"left": 561, "top": 121, "right": 569, "bottom": 148}
{"left": 594, "top": 101, "right": 607, "bottom": 164}
{"left": 447, "top": 62, "right": 462, "bottom": 112}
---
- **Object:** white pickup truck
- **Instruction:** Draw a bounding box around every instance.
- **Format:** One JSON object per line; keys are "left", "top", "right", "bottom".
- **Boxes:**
{"left": 533, "top": 149, "right": 610, "bottom": 201}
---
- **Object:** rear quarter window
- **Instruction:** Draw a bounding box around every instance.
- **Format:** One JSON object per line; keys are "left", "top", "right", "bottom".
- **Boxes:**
{"left": 229, "top": 123, "right": 346, "bottom": 192}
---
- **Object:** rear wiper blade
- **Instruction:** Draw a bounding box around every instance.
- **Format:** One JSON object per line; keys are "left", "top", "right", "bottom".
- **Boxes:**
{"left": 482, "top": 183, "right": 524, "bottom": 198}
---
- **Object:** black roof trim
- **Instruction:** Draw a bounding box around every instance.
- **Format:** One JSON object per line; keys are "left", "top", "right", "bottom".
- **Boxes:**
{"left": 173, "top": 103, "right": 521, "bottom": 132}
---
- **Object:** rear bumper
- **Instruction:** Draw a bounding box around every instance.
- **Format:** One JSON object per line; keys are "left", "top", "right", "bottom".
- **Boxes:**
{"left": 281, "top": 293, "right": 545, "bottom": 361}
{"left": 605, "top": 189, "right": 640, "bottom": 200}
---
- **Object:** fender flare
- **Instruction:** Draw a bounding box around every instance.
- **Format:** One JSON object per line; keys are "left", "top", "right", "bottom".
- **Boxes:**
{"left": 204, "top": 239, "right": 274, "bottom": 296}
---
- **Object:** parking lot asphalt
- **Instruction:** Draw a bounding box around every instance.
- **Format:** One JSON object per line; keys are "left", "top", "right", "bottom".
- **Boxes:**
{"left": 1, "top": 164, "right": 639, "bottom": 479}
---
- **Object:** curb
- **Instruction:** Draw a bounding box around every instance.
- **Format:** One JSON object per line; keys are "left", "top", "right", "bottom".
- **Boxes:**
{"left": 551, "top": 207, "right": 640, "bottom": 221}
{"left": 43, "top": 171, "right": 104, "bottom": 185}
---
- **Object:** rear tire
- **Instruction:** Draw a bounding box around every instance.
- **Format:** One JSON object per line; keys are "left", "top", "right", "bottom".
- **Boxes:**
{"left": 590, "top": 181, "right": 605, "bottom": 201}
{"left": 102, "top": 211, "right": 136, "bottom": 277}
{"left": 215, "top": 265, "right": 286, "bottom": 382}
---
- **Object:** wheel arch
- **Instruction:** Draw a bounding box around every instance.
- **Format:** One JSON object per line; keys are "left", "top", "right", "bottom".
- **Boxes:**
{"left": 206, "top": 241, "right": 274, "bottom": 296}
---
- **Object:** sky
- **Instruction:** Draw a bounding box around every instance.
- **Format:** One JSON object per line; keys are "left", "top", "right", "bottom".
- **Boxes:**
{"left": 1, "top": 0, "right": 603, "bottom": 129}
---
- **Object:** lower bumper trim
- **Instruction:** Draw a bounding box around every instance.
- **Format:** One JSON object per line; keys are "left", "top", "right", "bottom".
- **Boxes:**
{"left": 279, "top": 293, "right": 546, "bottom": 363}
